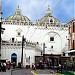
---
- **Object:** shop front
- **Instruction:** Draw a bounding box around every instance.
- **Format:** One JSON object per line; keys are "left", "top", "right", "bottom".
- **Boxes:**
{"left": 35, "top": 54, "right": 61, "bottom": 69}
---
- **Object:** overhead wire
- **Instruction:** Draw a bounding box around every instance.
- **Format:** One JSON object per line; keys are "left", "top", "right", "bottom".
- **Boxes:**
{"left": 39, "top": 0, "right": 48, "bottom": 12}
{"left": 41, "top": 0, "right": 63, "bottom": 43}
{"left": 51, "top": 0, "right": 63, "bottom": 38}
{"left": 51, "top": 0, "right": 62, "bottom": 13}
{"left": 25, "top": 26, "right": 30, "bottom": 38}
{"left": 50, "top": 0, "right": 63, "bottom": 37}
{"left": 29, "top": 28, "right": 36, "bottom": 40}
{"left": 29, "top": 0, "right": 48, "bottom": 41}
{"left": 55, "top": 28, "right": 68, "bottom": 39}
{"left": 27, "top": 0, "right": 65, "bottom": 43}
{"left": 23, "top": 0, "right": 47, "bottom": 39}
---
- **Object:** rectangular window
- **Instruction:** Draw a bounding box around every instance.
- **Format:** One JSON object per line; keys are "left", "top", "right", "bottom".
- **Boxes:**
{"left": 50, "top": 37, "right": 54, "bottom": 41}
{"left": 12, "top": 38, "right": 14, "bottom": 42}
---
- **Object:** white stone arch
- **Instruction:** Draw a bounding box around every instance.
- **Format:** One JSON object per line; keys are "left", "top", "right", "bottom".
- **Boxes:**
{"left": 43, "top": 31, "right": 62, "bottom": 54}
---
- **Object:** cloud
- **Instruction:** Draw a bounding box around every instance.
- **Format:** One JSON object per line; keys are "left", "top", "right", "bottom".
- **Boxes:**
{"left": 2, "top": 0, "right": 74, "bottom": 22}
{"left": 15, "top": 0, "right": 54, "bottom": 21}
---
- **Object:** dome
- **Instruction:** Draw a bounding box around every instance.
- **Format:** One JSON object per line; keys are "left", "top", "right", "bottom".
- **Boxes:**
{"left": 7, "top": 15, "right": 30, "bottom": 22}
{"left": 35, "top": 6, "right": 61, "bottom": 26}
{"left": 4, "top": 6, "right": 32, "bottom": 24}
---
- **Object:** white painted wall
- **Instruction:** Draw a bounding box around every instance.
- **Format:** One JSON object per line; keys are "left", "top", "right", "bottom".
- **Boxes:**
{"left": 1, "top": 45, "right": 41, "bottom": 67}
{"left": 23, "top": 48, "right": 35, "bottom": 67}
{"left": 1, "top": 24, "right": 68, "bottom": 67}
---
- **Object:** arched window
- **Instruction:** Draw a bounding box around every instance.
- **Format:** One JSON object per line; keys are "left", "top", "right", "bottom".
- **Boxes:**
{"left": 51, "top": 46, "right": 53, "bottom": 49}
{"left": 11, "top": 53, "right": 17, "bottom": 58}
{"left": 17, "top": 32, "right": 21, "bottom": 36}
{"left": 50, "top": 19, "right": 53, "bottom": 22}
{"left": 16, "top": 28, "right": 22, "bottom": 36}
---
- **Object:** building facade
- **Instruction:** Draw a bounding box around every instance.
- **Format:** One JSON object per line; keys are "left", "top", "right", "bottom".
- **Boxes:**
{"left": 67, "top": 18, "right": 75, "bottom": 62}
{"left": 0, "top": 0, "right": 2, "bottom": 60}
{"left": 68, "top": 18, "right": 75, "bottom": 50}
{"left": 1, "top": 6, "right": 69, "bottom": 67}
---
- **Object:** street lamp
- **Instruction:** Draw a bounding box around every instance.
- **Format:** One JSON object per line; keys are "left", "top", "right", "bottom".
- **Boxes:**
{"left": 43, "top": 43, "right": 47, "bottom": 63}
{"left": 21, "top": 35, "right": 26, "bottom": 66}
{"left": 0, "top": 12, "right": 5, "bottom": 60}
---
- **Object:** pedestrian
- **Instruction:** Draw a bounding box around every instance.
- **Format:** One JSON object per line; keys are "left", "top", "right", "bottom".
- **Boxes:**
{"left": 3, "top": 62, "right": 6, "bottom": 72}
{"left": 13, "top": 62, "right": 16, "bottom": 69}
{"left": 7, "top": 61, "right": 11, "bottom": 70}
{"left": 1, "top": 63, "right": 4, "bottom": 72}
{"left": 33, "top": 64, "right": 36, "bottom": 70}
{"left": 32, "top": 63, "right": 34, "bottom": 69}
{"left": 0, "top": 63, "right": 1, "bottom": 72}
{"left": 18, "top": 62, "right": 21, "bottom": 69}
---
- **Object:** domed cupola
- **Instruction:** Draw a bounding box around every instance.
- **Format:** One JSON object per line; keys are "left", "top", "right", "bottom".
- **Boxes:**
{"left": 4, "top": 5, "right": 32, "bottom": 25}
{"left": 45, "top": 5, "right": 52, "bottom": 16}
{"left": 35, "top": 5, "right": 61, "bottom": 26}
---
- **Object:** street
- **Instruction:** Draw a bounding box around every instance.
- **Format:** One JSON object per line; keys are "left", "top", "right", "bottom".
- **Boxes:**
{"left": 11, "top": 69, "right": 33, "bottom": 75}
{"left": 0, "top": 69, "right": 57, "bottom": 75}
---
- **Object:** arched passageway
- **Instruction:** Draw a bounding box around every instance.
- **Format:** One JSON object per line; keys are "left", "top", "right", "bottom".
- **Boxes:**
{"left": 11, "top": 53, "right": 17, "bottom": 65}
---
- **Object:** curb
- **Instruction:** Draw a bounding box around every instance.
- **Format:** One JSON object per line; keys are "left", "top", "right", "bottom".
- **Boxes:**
{"left": 53, "top": 72, "right": 64, "bottom": 75}
{"left": 31, "top": 70, "right": 38, "bottom": 75}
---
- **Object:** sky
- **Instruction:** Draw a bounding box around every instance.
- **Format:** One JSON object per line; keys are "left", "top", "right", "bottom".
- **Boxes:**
{"left": 2, "top": 0, "right": 75, "bottom": 23}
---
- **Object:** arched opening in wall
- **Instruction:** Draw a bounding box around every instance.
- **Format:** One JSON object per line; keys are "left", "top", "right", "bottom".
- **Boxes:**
{"left": 11, "top": 53, "right": 17, "bottom": 65}
{"left": 50, "top": 19, "right": 53, "bottom": 23}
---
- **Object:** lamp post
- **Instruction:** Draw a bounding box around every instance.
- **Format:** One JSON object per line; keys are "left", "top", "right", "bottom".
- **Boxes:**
{"left": 0, "top": 12, "right": 5, "bottom": 61}
{"left": 43, "top": 43, "right": 47, "bottom": 63}
{"left": 0, "top": 19, "right": 1, "bottom": 58}
{"left": 21, "top": 35, "right": 26, "bottom": 66}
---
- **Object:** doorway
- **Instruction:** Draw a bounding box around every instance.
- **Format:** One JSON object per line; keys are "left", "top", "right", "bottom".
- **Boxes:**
{"left": 11, "top": 53, "right": 17, "bottom": 65}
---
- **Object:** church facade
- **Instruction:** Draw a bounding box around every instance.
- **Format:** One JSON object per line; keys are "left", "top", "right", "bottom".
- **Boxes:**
{"left": 1, "top": 6, "right": 70, "bottom": 67}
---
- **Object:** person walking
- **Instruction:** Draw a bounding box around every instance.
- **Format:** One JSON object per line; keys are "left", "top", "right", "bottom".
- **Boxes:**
{"left": 13, "top": 62, "right": 16, "bottom": 69}
{"left": 3, "top": 62, "right": 6, "bottom": 72}
{"left": 7, "top": 61, "right": 11, "bottom": 70}
{"left": 0, "top": 63, "right": 1, "bottom": 72}
{"left": 33, "top": 64, "right": 36, "bottom": 70}
{"left": 1, "top": 63, "right": 4, "bottom": 72}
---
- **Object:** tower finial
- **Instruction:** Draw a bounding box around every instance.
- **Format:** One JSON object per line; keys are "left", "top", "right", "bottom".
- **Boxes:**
{"left": 45, "top": 5, "right": 51, "bottom": 16}
{"left": 15, "top": 5, "right": 21, "bottom": 15}
{"left": 18, "top": 5, "right": 19, "bottom": 9}
{"left": 48, "top": 5, "right": 49, "bottom": 8}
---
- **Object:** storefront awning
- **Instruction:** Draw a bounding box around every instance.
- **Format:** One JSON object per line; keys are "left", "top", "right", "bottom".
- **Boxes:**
{"left": 67, "top": 50, "right": 75, "bottom": 53}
